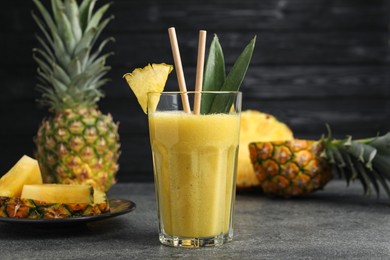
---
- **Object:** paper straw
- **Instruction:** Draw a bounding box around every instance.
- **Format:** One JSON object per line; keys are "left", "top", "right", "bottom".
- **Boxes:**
{"left": 193, "top": 30, "right": 207, "bottom": 115}
{"left": 168, "top": 27, "right": 191, "bottom": 113}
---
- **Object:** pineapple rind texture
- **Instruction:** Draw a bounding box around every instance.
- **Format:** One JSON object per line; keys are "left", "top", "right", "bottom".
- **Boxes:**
{"left": 35, "top": 108, "right": 120, "bottom": 192}
{"left": 237, "top": 110, "right": 293, "bottom": 190}
{"left": 0, "top": 196, "right": 110, "bottom": 219}
{"left": 249, "top": 139, "right": 333, "bottom": 197}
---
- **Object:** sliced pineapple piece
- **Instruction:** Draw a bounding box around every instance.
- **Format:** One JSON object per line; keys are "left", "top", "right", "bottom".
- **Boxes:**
{"left": 237, "top": 110, "right": 294, "bottom": 190}
{"left": 0, "top": 155, "right": 42, "bottom": 197}
{"left": 123, "top": 63, "right": 173, "bottom": 113}
{"left": 94, "top": 189, "right": 110, "bottom": 212}
{"left": 21, "top": 184, "right": 93, "bottom": 204}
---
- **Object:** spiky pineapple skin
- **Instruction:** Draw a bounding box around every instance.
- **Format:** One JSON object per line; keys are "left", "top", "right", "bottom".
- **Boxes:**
{"left": 249, "top": 139, "right": 333, "bottom": 197}
{"left": 0, "top": 196, "right": 110, "bottom": 219}
{"left": 35, "top": 107, "right": 120, "bottom": 192}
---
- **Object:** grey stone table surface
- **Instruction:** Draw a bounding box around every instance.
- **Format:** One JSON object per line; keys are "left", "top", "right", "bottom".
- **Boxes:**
{"left": 0, "top": 181, "right": 389, "bottom": 260}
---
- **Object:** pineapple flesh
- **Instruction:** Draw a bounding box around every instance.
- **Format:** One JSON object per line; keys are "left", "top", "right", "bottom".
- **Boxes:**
{"left": 0, "top": 155, "right": 42, "bottom": 197}
{"left": 32, "top": 0, "right": 120, "bottom": 192}
{"left": 123, "top": 63, "right": 173, "bottom": 114}
{"left": 0, "top": 156, "right": 110, "bottom": 219}
{"left": 21, "top": 184, "right": 93, "bottom": 204}
{"left": 237, "top": 110, "right": 293, "bottom": 190}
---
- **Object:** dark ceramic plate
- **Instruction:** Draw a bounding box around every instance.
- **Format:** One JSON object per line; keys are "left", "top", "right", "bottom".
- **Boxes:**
{"left": 0, "top": 198, "right": 136, "bottom": 226}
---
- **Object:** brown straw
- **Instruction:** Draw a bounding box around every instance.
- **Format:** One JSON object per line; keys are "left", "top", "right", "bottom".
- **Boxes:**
{"left": 194, "top": 30, "right": 207, "bottom": 115}
{"left": 168, "top": 27, "right": 191, "bottom": 113}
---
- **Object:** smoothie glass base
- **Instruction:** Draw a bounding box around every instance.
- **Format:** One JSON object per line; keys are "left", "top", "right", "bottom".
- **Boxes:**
{"left": 159, "top": 231, "right": 233, "bottom": 248}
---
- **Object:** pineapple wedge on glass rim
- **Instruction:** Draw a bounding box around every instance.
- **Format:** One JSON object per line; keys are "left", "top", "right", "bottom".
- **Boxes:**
{"left": 123, "top": 63, "right": 173, "bottom": 113}
{"left": 32, "top": 0, "right": 120, "bottom": 192}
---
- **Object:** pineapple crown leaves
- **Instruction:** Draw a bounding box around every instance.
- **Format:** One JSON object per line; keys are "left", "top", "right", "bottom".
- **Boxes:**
{"left": 32, "top": 0, "right": 114, "bottom": 112}
{"left": 323, "top": 129, "right": 390, "bottom": 199}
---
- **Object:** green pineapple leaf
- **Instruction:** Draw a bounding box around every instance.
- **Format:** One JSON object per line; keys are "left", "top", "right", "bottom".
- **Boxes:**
{"left": 337, "top": 133, "right": 390, "bottom": 199}
{"left": 201, "top": 34, "right": 225, "bottom": 114}
{"left": 343, "top": 151, "right": 358, "bottom": 183}
{"left": 354, "top": 159, "right": 373, "bottom": 196}
{"left": 79, "top": 0, "right": 96, "bottom": 31}
{"left": 33, "top": 48, "right": 53, "bottom": 69}
{"left": 91, "top": 15, "right": 115, "bottom": 52}
{"left": 64, "top": 0, "right": 82, "bottom": 42}
{"left": 33, "top": 0, "right": 56, "bottom": 32}
{"left": 31, "top": 13, "right": 54, "bottom": 50}
{"left": 67, "top": 56, "right": 82, "bottom": 78}
{"left": 221, "top": 36, "right": 256, "bottom": 92}
{"left": 371, "top": 154, "right": 390, "bottom": 181}
{"left": 344, "top": 141, "right": 377, "bottom": 170}
{"left": 209, "top": 36, "right": 256, "bottom": 113}
{"left": 200, "top": 35, "right": 256, "bottom": 114}
{"left": 74, "top": 27, "right": 97, "bottom": 56}
{"left": 371, "top": 170, "right": 390, "bottom": 199}
{"left": 59, "top": 11, "right": 76, "bottom": 53}
{"left": 364, "top": 166, "right": 381, "bottom": 198}
{"left": 90, "top": 37, "right": 115, "bottom": 63}
{"left": 203, "top": 35, "right": 225, "bottom": 91}
{"left": 33, "top": 54, "right": 52, "bottom": 76}
{"left": 53, "top": 63, "right": 71, "bottom": 85}
{"left": 50, "top": 0, "right": 62, "bottom": 27}
{"left": 85, "top": 3, "right": 111, "bottom": 33}
{"left": 365, "top": 133, "right": 390, "bottom": 155}
{"left": 35, "top": 35, "right": 54, "bottom": 58}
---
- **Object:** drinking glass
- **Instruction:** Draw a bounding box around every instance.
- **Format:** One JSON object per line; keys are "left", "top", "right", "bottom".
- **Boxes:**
{"left": 147, "top": 91, "right": 242, "bottom": 248}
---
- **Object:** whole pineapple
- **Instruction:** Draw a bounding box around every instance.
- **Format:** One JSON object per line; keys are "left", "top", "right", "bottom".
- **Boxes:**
{"left": 249, "top": 132, "right": 390, "bottom": 199}
{"left": 32, "top": 0, "right": 120, "bottom": 192}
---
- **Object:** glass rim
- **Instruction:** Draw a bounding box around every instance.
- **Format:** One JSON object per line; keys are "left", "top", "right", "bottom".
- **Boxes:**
{"left": 147, "top": 91, "right": 242, "bottom": 95}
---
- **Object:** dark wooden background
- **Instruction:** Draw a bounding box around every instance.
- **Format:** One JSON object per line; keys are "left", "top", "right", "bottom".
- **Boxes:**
{"left": 1, "top": 0, "right": 389, "bottom": 182}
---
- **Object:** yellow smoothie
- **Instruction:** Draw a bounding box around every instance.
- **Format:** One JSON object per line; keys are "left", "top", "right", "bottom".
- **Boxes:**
{"left": 149, "top": 111, "right": 240, "bottom": 238}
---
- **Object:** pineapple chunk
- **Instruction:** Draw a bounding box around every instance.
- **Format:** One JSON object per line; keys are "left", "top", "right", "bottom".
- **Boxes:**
{"left": 0, "top": 155, "right": 42, "bottom": 197}
{"left": 93, "top": 189, "right": 110, "bottom": 212}
{"left": 21, "top": 184, "right": 93, "bottom": 204}
{"left": 94, "top": 189, "right": 107, "bottom": 204}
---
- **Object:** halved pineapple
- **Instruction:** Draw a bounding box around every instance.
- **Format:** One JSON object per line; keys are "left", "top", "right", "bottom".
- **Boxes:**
{"left": 123, "top": 63, "right": 173, "bottom": 113}
{"left": 21, "top": 184, "right": 93, "bottom": 204}
{"left": 237, "top": 110, "right": 294, "bottom": 190}
{"left": 0, "top": 185, "right": 110, "bottom": 219}
{"left": 0, "top": 155, "right": 42, "bottom": 197}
